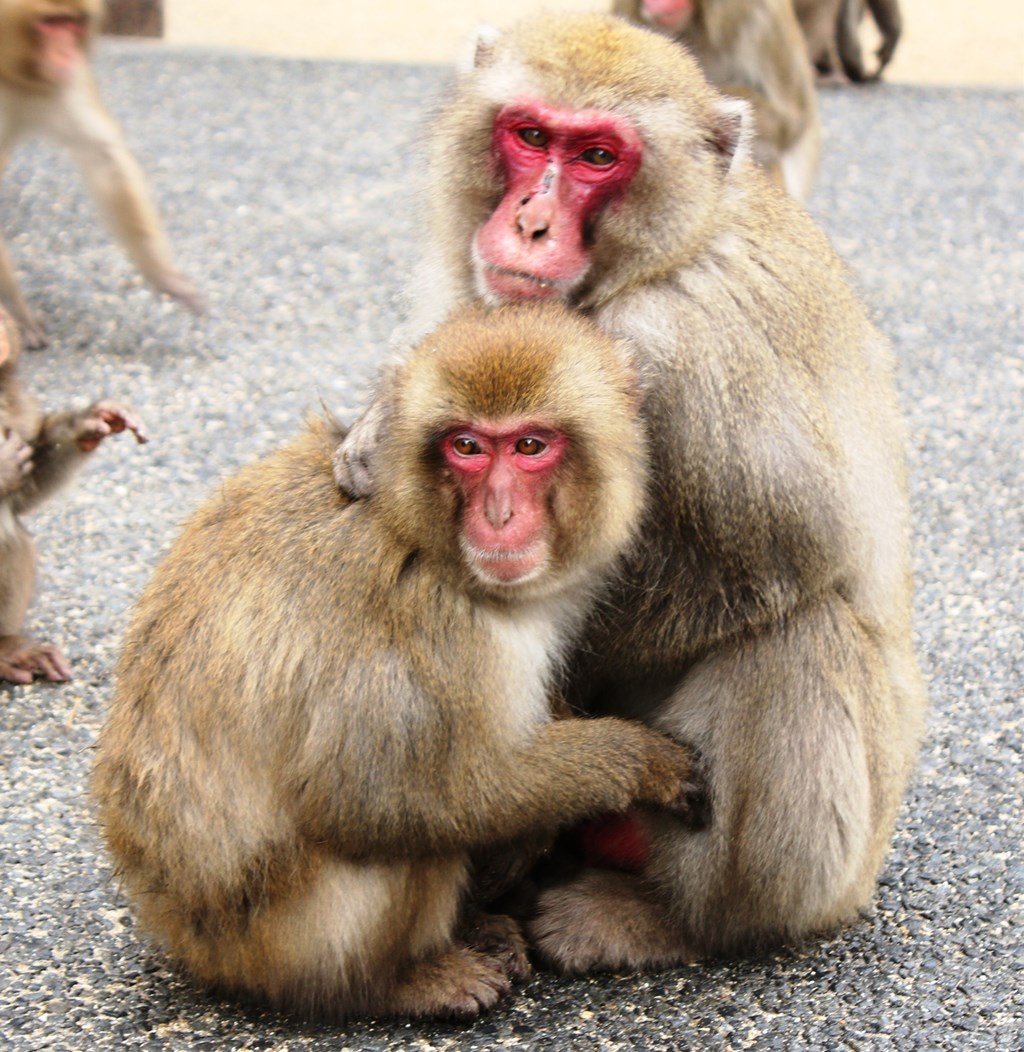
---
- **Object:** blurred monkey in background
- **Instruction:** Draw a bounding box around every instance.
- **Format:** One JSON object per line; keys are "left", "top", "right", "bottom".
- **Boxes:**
{"left": 0, "top": 0, "right": 203, "bottom": 348}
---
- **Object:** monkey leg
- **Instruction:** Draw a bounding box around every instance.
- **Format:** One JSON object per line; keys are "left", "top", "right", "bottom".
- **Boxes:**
{"left": 0, "top": 524, "right": 69, "bottom": 682}
{"left": 0, "top": 237, "right": 46, "bottom": 349}
{"left": 142, "top": 852, "right": 521, "bottom": 1020}
{"left": 533, "top": 593, "right": 923, "bottom": 970}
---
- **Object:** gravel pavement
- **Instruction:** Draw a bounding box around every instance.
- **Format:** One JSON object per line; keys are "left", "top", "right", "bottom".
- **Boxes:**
{"left": 1, "top": 40, "right": 1021, "bottom": 1051}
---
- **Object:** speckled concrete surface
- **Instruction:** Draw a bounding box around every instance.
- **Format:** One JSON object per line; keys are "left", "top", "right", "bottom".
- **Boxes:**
{"left": 0, "top": 41, "right": 1021, "bottom": 1051}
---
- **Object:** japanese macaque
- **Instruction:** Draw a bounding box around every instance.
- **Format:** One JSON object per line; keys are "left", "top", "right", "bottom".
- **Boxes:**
{"left": 611, "top": 0, "right": 820, "bottom": 200}
{"left": 92, "top": 303, "right": 703, "bottom": 1020}
{"left": 0, "top": 304, "right": 146, "bottom": 682}
{"left": 0, "top": 0, "right": 203, "bottom": 347}
{"left": 794, "top": 0, "right": 902, "bottom": 82}
{"left": 336, "top": 14, "right": 926, "bottom": 970}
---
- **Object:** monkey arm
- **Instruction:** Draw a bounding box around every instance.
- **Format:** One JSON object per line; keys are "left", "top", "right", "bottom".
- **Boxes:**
{"left": 12, "top": 400, "right": 146, "bottom": 512}
{"left": 307, "top": 716, "right": 703, "bottom": 861}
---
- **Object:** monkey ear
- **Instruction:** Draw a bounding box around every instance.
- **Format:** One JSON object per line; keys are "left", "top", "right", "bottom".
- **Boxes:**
{"left": 462, "top": 23, "right": 502, "bottom": 71}
{"left": 708, "top": 97, "right": 754, "bottom": 176}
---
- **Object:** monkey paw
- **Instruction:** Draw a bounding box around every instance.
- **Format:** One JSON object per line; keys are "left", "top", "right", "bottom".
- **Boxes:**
{"left": 75, "top": 401, "right": 149, "bottom": 452}
{"left": 389, "top": 946, "right": 512, "bottom": 1019}
{"left": 462, "top": 912, "right": 532, "bottom": 982}
{"left": 528, "top": 870, "right": 691, "bottom": 975}
{"left": 0, "top": 635, "right": 72, "bottom": 684}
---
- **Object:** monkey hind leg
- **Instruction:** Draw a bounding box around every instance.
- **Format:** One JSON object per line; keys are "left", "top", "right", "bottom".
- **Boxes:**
{"left": 528, "top": 868, "right": 693, "bottom": 974}
{"left": 144, "top": 854, "right": 479, "bottom": 1020}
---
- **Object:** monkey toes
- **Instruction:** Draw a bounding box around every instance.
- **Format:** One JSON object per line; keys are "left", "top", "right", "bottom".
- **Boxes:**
{"left": 389, "top": 947, "right": 513, "bottom": 1019}
{"left": 0, "top": 636, "right": 72, "bottom": 684}
{"left": 461, "top": 912, "right": 532, "bottom": 982}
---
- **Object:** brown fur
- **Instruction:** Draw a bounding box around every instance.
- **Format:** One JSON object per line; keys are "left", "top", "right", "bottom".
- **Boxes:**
{"left": 612, "top": 0, "right": 820, "bottom": 199}
{"left": 92, "top": 303, "right": 702, "bottom": 1020}
{"left": 337, "top": 14, "right": 927, "bottom": 970}
{"left": 0, "top": 304, "right": 146, "bottom": 681}
{"left": 0, "top": 0, "right": 201, "bottom": 347}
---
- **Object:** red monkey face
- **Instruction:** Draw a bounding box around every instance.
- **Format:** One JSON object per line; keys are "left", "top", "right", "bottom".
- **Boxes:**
{"left": 641, "top": 0, "right": 696, "bottom": 34}
{"left": 473, "top": 101, "right": 642, "bottom": 304}
{"left": 441, "top": 421, "right": 569, "bottom": 586}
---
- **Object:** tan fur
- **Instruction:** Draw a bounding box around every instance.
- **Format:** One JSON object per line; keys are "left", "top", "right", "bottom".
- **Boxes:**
{"left": 0, "top": 304, "right": 145, "bottom": 681}
{"left": 92, "top": 303, "right": 703, "bottom": 1020}
{"left": 337, "top": 13, "right": 926, "bottom": 970}
{"left": 0, "top": 0, "right": 201, "bottom": 348}
{"left": 612, "top": 0, "right": 820, "bottom": 200}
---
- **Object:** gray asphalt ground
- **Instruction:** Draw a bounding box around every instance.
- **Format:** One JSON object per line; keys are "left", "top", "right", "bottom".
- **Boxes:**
{"left": 0, "top": 39, "right": 1021, "bottom": 1051}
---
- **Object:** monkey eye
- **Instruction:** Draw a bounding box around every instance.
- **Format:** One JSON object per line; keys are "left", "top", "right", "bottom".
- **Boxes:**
{"left": 515, "top": 437, "right": 547, "bottom": 456}
{"left": 517, "top": 127, "right": 549, "bottom": 149}
{"left": 451, "top": 435, "right": 484, "bottom": 456}
{"left": 579, "top": 147, "right": 617, "bottom": 167}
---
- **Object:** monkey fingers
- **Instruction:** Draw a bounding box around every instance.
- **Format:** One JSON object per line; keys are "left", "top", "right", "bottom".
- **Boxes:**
{"left": 75, "top": 401, "right": 149, "bottom": 451}
{"left": 0, "top": 636, "right": 72, "bottom": 684}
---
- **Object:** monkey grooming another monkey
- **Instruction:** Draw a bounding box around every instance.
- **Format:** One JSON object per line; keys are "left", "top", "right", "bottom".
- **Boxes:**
{"left": 612, "top": 0, "right": 821, "bottom": 200}
{"left": 0, "top": 0, "right": 203, "bottom": 347}
{"left": 92, "top": 303, "right": 702, "bottom": 1021}
{"left": 336, "top": 14, "right": 927, "bottom": 972}
{"left": 0, "top": 304, "right": 146, "bottom": 683}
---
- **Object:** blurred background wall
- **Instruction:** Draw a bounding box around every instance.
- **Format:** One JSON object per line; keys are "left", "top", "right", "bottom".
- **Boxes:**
{"left": 106, "top": 1, "right": 1022, "bottom": 86}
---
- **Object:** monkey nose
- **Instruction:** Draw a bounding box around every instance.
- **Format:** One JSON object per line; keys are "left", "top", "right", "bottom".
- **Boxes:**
{"left": 515, "top": 197, "right": 552, "bottom": 240}
{"left": 484, "top": 492, "right": 514, "bottom": 529}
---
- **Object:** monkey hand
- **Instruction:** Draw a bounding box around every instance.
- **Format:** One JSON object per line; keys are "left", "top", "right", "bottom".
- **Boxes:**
{"left": 0, "top": 430, "right": 34, "bottom": 495}
{"left": 634, "top": 733, "right": 709, "bottom": 826}
{"left": 153, "top": 271, "right": 207, "bottom": 316}
{"left": 333, "top": 396, "right": 390, "bottom": 498}
{"left": 75, "top": 401, "right": 150, "bottom": 453}
{"left": 0, "top": 634, "right": 72, "bottom": 684}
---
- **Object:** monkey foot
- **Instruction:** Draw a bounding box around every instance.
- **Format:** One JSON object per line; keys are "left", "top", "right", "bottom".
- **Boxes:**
{"left": 461, "top": 911, "right": 532, "bottom": 981}
{"left": 386, "top": 946, "right": 512, "bottom": 1019}
{"left": 0, "top": 635, "right": 72, "bottom": 684}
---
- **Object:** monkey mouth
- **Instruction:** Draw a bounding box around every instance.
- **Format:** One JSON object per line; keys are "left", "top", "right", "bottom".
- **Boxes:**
{"left": 464, "top": 540, "right": 548, "bottom": 586}
{"left": 477, "top": 262, "right": 569, "bottom": 303}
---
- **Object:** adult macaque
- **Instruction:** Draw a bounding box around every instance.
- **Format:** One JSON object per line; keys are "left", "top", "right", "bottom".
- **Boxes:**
{"left": 0, "top": 305, "right": 146, "bottom": 682}
{"left": 92, "top": 303, "right": 703, "bottom": 1020}
{"left": 611, "top": 0, "right": 820, "bottom": 200}
{"left": 336, "top": 15, "right": 926, "bottom": 970}
{"left": 794, "top": 0, "right": 902, "bottom": 82}
{"left": 0, "top": 0, "right": 203, "bottom": 347}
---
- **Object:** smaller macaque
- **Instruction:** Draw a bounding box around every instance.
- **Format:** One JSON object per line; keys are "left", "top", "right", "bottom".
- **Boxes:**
{"left": 0, "top": 304, "right": 146, "bottom": 682}
{"left": 0, "top": 0, "right": 203, "bottom": 347}
{"left": 92, "top": 303, "right": 702, "bottom": 1020}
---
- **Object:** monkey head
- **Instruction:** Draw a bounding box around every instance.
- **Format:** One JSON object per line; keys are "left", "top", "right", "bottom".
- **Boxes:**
{"left": 429, "top": 14, "right": 752, "bottom": 312}
{"left": 374, "top": 303, "right": 648, "bottom": 602}
{"left": 0, "top": 0, "right": 100, "bottom": 93}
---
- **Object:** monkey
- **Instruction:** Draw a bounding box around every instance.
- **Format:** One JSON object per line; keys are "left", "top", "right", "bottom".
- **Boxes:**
{"left": 334, "top": 14, "right": 927, "bottom": 971}
{"left": 611, "top": 0, "right": 820, "bottom": 201}
{"left": 91, "top": 302, "right": 704, "bottom": 1020}
{"left": 0, "top": 304, "right": 146, "bottom": 683}
{"left": 0, "top": 0, "right": 203, "bottom": 348}
{"left": 793, "top": 0, "right": 902, "bottom": 82}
